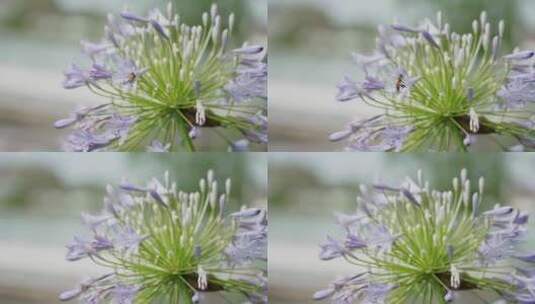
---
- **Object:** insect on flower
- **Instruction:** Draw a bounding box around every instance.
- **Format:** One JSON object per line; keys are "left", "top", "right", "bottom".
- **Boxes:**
{"left": 56, "top": 2, "right": 267, "bottom": 152}
{"left": 330, "top": 11, "right": 535, "bottom": 152}
{"left": 60, "top": 170, "right": 267, "bottom": 303}
{"left": 315, "top": 169, "right": 535, "bottom": 303}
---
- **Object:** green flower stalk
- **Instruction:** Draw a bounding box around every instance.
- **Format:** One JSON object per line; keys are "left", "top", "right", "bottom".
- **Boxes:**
{"left": 315, "top": 169, "right": 535, "bottom": 303}
{"left": 56, "top": 3, "right": 267, "bottom": 152}
{"left": 331, "top": 11, "right": 535, "bottom": 152}
{"left": 60, "top": 170, "right": 267, "bottom": 303}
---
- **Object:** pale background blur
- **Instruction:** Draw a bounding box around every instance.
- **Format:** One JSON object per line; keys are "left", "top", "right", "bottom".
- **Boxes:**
{"left": 269, "top": 0, "right": 535, "bottom": 151}
{"left": 0, "top": 0, "right": 266, "bottom": 151}
{"left": 0, "top": 153, "right": 267, "bottom": 303}
{"left": 269, "top": 153, "right": 535, "bottom": 303}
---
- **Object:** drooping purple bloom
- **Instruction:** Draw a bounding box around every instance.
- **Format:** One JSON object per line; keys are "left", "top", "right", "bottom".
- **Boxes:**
{"left": 112, "top": 284, "right": 139, "bottom": 304}
{"left": 422, "top": 31, "right": 440, "bottom": 48}
{"left": 319, "top": 236, "right": 346, "bottom": 260}
{"left": 479, "top": 234, "right": 514, "bottom": 265}
{"left": 66, "top": 235, "right": 113, "bottom": 261}
{"left": 225, "top": 60, "right": 267, "bottom": 102}
{"left": 64, "top": 129, "right": 115, "bottom": 152}
{"left": 337, "top": 76, "right": 364, "bottom": 102}
{"left": 150, "top": 19, "right": 169, "bottom": 40}
{"left": 233, "top": 45, "right": 265, "bottom": 55}
{"left": 63, "top": 64, "right": 90, "bottom": 89}
{"left": 231, "top": 208, "right": 262, "bottom": 218}
{"left": 391, "top": 24, "right": 420, "bottom": 33}
{"left": 119, "top": 181, "right": 148, "bottom": 193}
{"left": 504, "top": 51, "right": 535, "bottom": 61}
{"left": 120, "top": 11, "right": 149, "bottom": 23}
{"left": 365, "top": 224, "right": 397, "bottom": 253}
{"left": 365, "top": 283, "right": 394, "bottom": 304}
{"left": 103, "top": 114, "right": 137, "bottom": 140}
{"left": 345, "top": 232, "right": 367, "bottom": 250}
{"left": 112, "top": 226, "right": 146, "bottom": 255}
{"left": 90, "top": 63, "right": 113, "bottom": 80}
{"left": 112, "top": 59, "right": 148, "bottom": 90}
{"left": 515, "top": 253, "right": 535, "bottom": 263}
{"left": 483, "top": 206, "right": 514, "bottom": 216}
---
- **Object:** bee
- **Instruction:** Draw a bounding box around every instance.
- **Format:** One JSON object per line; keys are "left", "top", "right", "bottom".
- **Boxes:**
{"left": 127, "top": 72, "right": 137, "bottom": 83}
{"left": 395, "top": 74, "right": 406, "bottom": 93}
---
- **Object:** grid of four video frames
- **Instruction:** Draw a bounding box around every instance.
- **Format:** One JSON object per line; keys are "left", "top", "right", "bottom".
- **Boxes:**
{"left": 1, "top": 0, "right": 535, "bottom": 303}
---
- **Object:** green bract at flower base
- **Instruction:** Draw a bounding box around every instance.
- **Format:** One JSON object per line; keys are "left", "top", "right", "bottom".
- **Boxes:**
{"left": 316, "top": 169, "right": 535, "bottom": 303}
{"left": 331, "top": 11, "right": 535, "bottom": 152}
{"left": 57, "top": 3, "right": 267, "bottom": 152}
{"left": 60, "top": 171, "right": 267, "bottom": 303}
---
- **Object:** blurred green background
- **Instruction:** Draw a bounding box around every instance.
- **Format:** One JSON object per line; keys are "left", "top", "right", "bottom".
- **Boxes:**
{"left": 0, "top": 0, "right": 266, "bottom": 151}
{"left": 0, "top": 153, "right": 267, "bottom": 303}
{"left": 269, "top": 153, "right": 535, "bottom": 303}
{"left": 269, "top": 0, "right": 535, "bottom": 151}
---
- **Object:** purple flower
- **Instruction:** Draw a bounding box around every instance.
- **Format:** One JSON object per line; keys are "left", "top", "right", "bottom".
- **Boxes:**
{"left": 112, "top": 59, "right": 148, "bottom": 90}
{"left": 362, "top": 76, "right": 385, "bottom": 91}
{"left": 444, "top": 290, "right": 456, "bottom": 302}
{"left": 63, "top": 64, "right": 90, "bottom": 89}
{"left": 104, "top": 114, "right": 137, "bottom": 140}
{"left": 112, "top": 226, "right": 146, "bottom": 255}
{"left": 365, "top": 224, "right": 397, "bottom": 253}
{"left": 422, "top": 31, "right": 440, "bottom": 48}
{"left": 64, "top": 129, "right": 115, "bottom": 152}
{"left": 345, "top": 232, "right": 367, "bottom": 250}
{"left": 504, "top": 50, "right": 535, "bottom": 61}
{"left": 483, "top": 206, "right": 514, "bottom": 216}
{"left": 120, "top": 11, "right": 149, "bottom": 23}
{"left": 150, "top": 19, "right": 169, "bottom": 40}
{"left": 231, "top": 208, "right": 262, "bottom": 218}
{"left": 90, "top": 63, "right": 113, "bottom": 80}
{"left": 365, "top": 283, "right": 393, "bottom": 303}
{"left": 113, "top": 284, "right": 139, "bottom": 304}
{"left": 54, "top": 104, "right": 110, "bottom": 129}
{"left": 479, "top": 234, "right": 514, "bottom": 265}
{"left": 225, "top": 60, "right": 267, "bottom": 102}
{"left": 336, "top": 76, "right": 360, "bottom": 102}
{"left": 119, "top": 181, "right": 148, "bottom": 193}
{"left": 319, "top": 236, "right": 346, "bottom": 260}
{"left": 233, "top": 45, "right": 265, "bottom": 55}
{"left": 66, "top": 235, "right": 113, "bottom": 261}
{"left": 515, "top": 253, "right": 535, "bottom": 263}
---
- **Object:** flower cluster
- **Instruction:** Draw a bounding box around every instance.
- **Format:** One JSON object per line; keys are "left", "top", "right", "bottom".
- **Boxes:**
{"left": 331, "top": 11, "right": 535, "bottom": 152}
{"left": 56, "top": 3, "right": 267, "bottom": 152}
{"left": 60, "top": 170, "right": 267, "bottom": 303}
{"left": 315, "top": 169, "right": 535, "bottom": 303}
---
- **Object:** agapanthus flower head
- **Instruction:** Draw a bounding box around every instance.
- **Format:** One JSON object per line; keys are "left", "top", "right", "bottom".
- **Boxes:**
{"left": 331, "top": 11, "right": 535, "bottom": 151}
{"left": 57, "top": 2, "right": 267, "bottom": 151}
{"left": 60, "top": 170, "right": 267, "bottom": 303}
{"left": 315, "top": 169, "right": 535, "bottom": 303}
